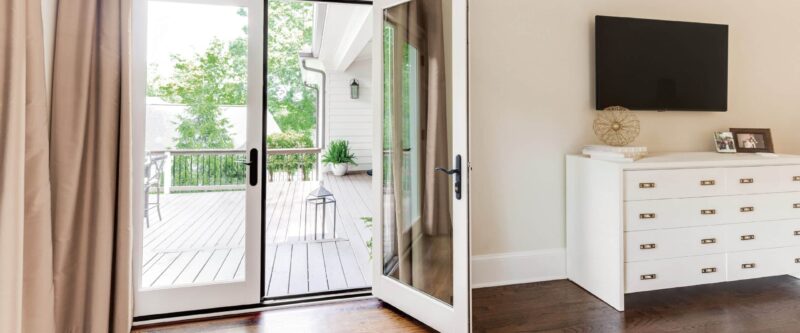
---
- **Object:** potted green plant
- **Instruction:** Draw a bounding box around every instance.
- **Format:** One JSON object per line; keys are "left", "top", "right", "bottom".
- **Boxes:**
{"left": 322, "top": 140, "right": 357, "bottom": 176}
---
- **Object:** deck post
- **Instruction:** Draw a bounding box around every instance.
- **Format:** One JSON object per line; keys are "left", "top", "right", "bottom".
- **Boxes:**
{"left": 163, "top": 151, "right": 172, "bottom": 195}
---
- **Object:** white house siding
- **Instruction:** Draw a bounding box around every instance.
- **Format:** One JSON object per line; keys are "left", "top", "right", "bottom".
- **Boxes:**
{"left": 325, "top": 58, "right": 373, "bottom": 171}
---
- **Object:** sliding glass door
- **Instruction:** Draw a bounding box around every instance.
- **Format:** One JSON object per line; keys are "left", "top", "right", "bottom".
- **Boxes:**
{"left": 131, "top": 0, "right": 264, "bottom": 317}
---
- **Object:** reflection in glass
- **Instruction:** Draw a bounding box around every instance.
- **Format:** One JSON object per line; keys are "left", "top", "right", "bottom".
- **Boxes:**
{"left": 382, "top": 0, "right": 453, "bottom": 305}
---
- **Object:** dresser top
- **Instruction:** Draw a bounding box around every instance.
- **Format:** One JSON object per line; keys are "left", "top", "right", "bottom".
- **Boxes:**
{"left": 570, "top": 152, "right": 800, "bottom": 170}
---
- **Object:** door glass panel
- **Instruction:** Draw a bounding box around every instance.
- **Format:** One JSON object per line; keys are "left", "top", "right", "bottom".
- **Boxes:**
{"left": 382, "top": 0, "right": 453, "bottom": 305}
{"left": 141, "top": 1, "right": 249, "bottom": 290}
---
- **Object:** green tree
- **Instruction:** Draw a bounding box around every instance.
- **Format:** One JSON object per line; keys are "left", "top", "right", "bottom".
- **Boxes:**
{"left": 267, "top": 1, "right": 316, "bottom": 137}
{"left": 148, "top": 10, "right": 250, "bottom": 187}
{"left": 156, "top": 36, "right": 247, "bottom": 149}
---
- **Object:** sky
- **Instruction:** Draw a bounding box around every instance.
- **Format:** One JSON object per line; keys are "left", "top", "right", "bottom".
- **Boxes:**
{"left": 147, "top": 1, "right": 249, "bottom": 79}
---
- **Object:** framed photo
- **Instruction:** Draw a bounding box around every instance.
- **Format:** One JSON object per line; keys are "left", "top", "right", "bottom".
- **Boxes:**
{"left": 730, "top": 128, "right": 774, "bottom": 153}
{"left": 714, "top": 131, "right": 737, "bottom": 153}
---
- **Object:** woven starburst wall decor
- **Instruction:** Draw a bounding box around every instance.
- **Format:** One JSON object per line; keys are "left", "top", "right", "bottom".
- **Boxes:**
{"left": 593, "top": 106, "right": 640, "bottom": 146}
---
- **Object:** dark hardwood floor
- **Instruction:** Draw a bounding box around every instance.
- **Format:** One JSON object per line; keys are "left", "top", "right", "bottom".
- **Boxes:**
{"left": 134, "top": 275, "right": 800, "bottom": 332}
{"left": 473, "top": 275, "right": 800, "bottom": 332}
{"left": 132, "top": 299, "right": 434, "bottom": 333}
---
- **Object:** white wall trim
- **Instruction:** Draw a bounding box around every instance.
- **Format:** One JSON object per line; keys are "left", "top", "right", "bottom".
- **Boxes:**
{"left": 471, "top": 248, "right": 566, "bottom": 289}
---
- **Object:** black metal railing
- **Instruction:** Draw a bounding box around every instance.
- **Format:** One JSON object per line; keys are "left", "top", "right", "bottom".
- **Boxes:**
{"left": 147, "top": 148, "right": 321, "bottom": 193}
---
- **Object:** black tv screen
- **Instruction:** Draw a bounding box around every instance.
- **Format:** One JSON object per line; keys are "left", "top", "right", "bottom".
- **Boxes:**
{"left": 595, "top": 16, "right": 728, "bottom": 111}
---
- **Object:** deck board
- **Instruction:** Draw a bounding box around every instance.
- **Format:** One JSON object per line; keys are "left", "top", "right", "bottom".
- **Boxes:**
{"left": 288, "top": 243, "right": 309, "bottom": 295}
{"left": 140, "top": 173, "right": 373, "bottom": 297}
{"left": 307, "top": 242, "right": 328, "bottom": 292}
{"left": 268, "top": 243, "right": 293, "bottom": 297}
{"left": 322, "top": 241, "right": 348, "bottom": 291}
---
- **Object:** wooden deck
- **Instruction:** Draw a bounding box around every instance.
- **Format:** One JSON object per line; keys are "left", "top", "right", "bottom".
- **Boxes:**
{"left": 141, "top": 173, "right": 374, "bottom": 297}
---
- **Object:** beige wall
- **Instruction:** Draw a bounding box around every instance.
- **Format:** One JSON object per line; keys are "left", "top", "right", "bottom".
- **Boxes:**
{"left": 469, "top": 0, "right": 800, "bottom": 256}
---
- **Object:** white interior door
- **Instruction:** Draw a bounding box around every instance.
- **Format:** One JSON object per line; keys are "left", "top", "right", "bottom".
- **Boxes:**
{"left": 131, "top": 0, "right": 264, "bottom": 317}
{"left": 371, "top": 0, "right": 470, "bottom": 331}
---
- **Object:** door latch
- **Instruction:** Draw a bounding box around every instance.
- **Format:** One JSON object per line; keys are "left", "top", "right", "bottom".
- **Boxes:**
{"left": 435, "top": 155, "right": 462, "bottom": 200}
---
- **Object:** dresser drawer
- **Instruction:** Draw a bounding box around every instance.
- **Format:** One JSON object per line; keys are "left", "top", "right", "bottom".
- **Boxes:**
{"left": 726, "top": 193, "right": 792, "bottom": 223}
{"left": 625, "top": 226, "right": 726, "bottom": 262}
{"left": 726, "top": 166, "right": 783, "bottom": 195}
{"left": 774, "top": 220, "right": 800, "bottom": 247}
{"left": 786, "top": 193, "right": 800, "bottom": 218}
{"left": 625, "top": 169, "right": 725, "bottom": 201}
{"left": 783, "top": 246, "right": 800, "bottom": 272}
{"left": 727, "top": 247, "right": 789, "bottom": 281}
{"left": 625, "top": 254, "right": 726, "bottom": 293}
{"left": 723, "top": 220, "right": 800, "bottom": 252}
{"left": 625, "top": 197, "right": 728, "bottom": 231}
{"left": 780, "top": 165, "right": 800, "bottom": 192}
{"left": 626, "top": 193, "right": 800, "bottom": 231}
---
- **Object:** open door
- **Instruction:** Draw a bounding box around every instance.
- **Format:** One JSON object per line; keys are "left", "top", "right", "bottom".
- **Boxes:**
{"left": 372, "top": 0, "right": 470, "bottom": 331}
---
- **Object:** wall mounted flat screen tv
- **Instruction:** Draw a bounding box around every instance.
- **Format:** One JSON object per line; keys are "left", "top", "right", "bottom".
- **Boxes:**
{"left": 595, "top": 16, "right": 729, "bottom": 111}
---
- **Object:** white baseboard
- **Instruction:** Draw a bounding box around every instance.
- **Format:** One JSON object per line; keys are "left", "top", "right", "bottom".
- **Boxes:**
{"left": 471, "top": 248, "right": 566, "bottom": 289}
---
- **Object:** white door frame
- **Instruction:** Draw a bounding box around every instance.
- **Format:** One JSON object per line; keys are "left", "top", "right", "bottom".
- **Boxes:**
{"left": 131, "top": 0, "right": 264, "bottom": 317}
{"left": 370, "top": 0, "right": 470, "bottom": 331}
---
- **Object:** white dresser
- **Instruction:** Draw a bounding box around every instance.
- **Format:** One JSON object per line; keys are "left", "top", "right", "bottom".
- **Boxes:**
{"left": 566, "top": 152, "right": 800, "bottom": 311}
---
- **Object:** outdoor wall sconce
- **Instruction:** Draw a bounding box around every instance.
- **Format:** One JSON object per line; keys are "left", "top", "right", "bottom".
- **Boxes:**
{"left": 350, "top": 79, "right": 359, "bottom": 99}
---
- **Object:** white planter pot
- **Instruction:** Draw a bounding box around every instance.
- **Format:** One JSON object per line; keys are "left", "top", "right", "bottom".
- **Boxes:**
{"left": 330, "top": 163, "right": 349, "bottom": 176}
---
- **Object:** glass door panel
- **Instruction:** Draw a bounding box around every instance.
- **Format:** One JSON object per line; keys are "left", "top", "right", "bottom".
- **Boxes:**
{"left": 132, "top": 0, "right": 263, "bottom": 317}
{"left": 373, "top": 0, "right": 469, "bottom": 331}
{"left": 382, "top": 16, "right": 452, "bottom": 304}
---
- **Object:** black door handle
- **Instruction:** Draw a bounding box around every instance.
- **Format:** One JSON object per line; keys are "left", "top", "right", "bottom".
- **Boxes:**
{"left": 244, "top": 148, "right": 258, "bottom": 186}
{"left": 435, "top": 154, "right": 462, "bottom": 200}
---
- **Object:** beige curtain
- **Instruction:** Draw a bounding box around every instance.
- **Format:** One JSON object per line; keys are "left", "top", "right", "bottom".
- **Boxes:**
{"left": 0, "top": 0, "right": 133, "bottom": 330}
{"left": 0, "top": 0, "right": 52, "bottom": 331}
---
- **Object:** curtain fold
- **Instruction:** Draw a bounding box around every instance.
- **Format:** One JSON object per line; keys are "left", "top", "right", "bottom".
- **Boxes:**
{"left": 0, "top": 0, "right": 33, "bottom": 329}
{"left": 1, "top": 0, "right": 56, "bottom": 331}
{"left": 50, "top": 0, "right": 133, "bottom": 330}
{"left": 0, "top": 0, "right": 132, "bottom": 330}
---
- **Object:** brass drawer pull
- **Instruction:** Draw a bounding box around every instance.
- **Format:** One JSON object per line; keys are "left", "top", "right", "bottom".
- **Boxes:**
{"left": 700, "top": 180, "right": 716, "bottom": 186}
{"left": 639, "top": 213, "right": 656, "bottom": 219}
{"left": 795, "top": 258, "right": 800, "bottom": 264}
{"left": 701, "top": 267, "right": 717, "bottom": 274}
{"left": 742, "top": 263, "right": 756, "bottom": 269}
{"left": 701, "top": 209, "right": 717, "bottom": 215}
{"left": 701, "top": 238, "right": 717, "bottom": 244}
{"left": 639, "top": 243, "right": 657, "bottom": 250}
{"left": 794, "top": 203, "right": 800, "bottom": 209}
{"left": 740, "top": 178, "right": 754, "bottom": 184}
{"left": 639, "top": 182, "right": 656, "bottom": 189}
{"left": 741, "top": 234, "right": 756, "bottom": 241}
{"left": 740, "top": 206, "right": 755, "bottom": 213}
{"left": 794, "top": 176, "right": 800, "bottom": 182}
{"left": 794, "top": 231, "right": 800, "bottom": 236}
{"left": 640, "top": 274, "right": 657, "bottom": 280}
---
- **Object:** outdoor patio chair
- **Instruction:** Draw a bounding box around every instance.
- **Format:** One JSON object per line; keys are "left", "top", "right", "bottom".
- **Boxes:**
{"left": 145, "top": 153, "right": 167, "bottom": 227}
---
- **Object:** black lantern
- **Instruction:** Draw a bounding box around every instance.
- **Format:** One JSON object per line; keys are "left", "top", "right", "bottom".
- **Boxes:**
{"left": 350, "top": 79, "right": 359, "bottom": 99}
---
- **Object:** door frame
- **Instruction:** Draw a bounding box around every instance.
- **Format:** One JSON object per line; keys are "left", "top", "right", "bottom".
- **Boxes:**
{"left": 370, "top": 0, "right": 471, "bottom": 331}
{"left": 131, "top": 0, "right": 265, "bottom": 318}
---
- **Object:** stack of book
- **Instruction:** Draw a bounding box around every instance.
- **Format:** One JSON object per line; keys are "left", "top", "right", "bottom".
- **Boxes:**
{"left": 582, "top": 145, "right": 648, "bottom": 162}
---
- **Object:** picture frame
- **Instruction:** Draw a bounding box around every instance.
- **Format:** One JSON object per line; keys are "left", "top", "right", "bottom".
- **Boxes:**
{"left": 729, "top": 128, "right": 774, "bottom": 153}
{"left": 713, "top": 131, "right": 737, "bottom": 153}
